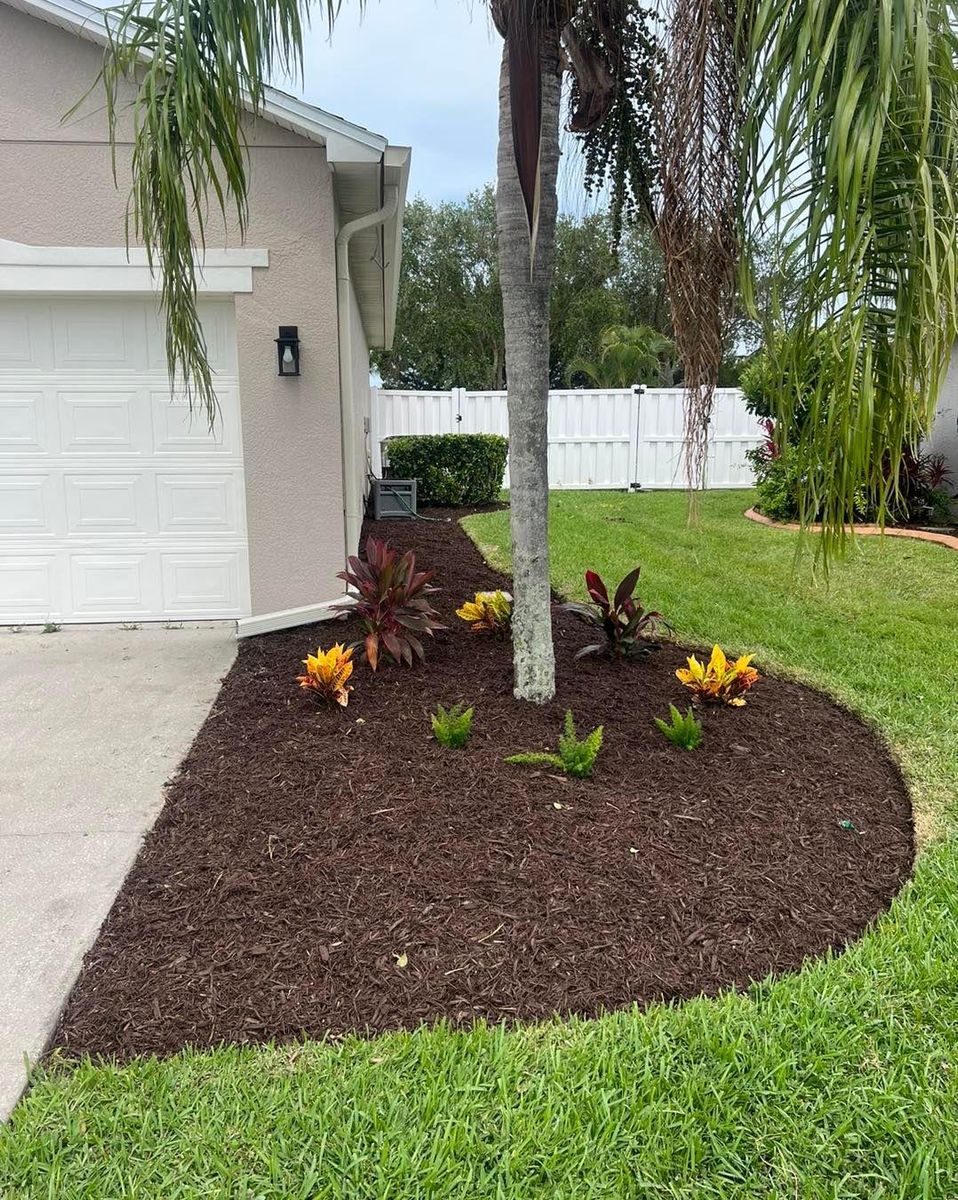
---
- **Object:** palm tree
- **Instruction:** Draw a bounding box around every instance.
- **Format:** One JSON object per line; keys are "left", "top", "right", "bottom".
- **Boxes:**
{"left": 567, "top": 324, "right": 677, "bottom": 388}
{"left": 92, "top": 0, "right": 958, "bottom": 699}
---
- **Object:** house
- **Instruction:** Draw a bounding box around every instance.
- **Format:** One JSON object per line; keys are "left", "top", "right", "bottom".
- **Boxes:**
{"left": 0, "top": 0, "right": 410, "bottom": 635}
{"left": 931, "top": 350, "right": 958, "bottom": 498}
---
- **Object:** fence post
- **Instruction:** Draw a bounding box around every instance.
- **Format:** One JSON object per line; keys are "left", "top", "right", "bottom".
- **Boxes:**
{"left": 629, "top": 384, "right": 645, "bottom": 492}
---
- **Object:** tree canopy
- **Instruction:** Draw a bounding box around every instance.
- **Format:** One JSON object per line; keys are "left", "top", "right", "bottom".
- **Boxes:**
{"left": 373, "top": 189, "right": 677, "bottom": 391}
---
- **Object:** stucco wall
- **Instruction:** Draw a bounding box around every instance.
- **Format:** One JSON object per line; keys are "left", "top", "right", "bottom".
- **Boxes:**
{"left": 929, "top": 346, "right": 958, "bottom": 512}
{"left": 0, "top": 3, "right": 348, "bottom": 617}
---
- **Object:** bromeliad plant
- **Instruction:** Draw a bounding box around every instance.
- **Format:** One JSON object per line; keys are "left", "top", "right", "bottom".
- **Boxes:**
{"left": 506, "top": 710, "right": 603, "bottom": 780}
{"left": 336, "top": 536, "right": 445, "bottom": 670}
{"left": 653, "top": 704, "right": 703, "bottom": 750}
{"left": 677, "top": 646, "right": 761, "bottom": 707}
{"left": 456, "top": 590, "right": 513, "bottom": 635}
{"left": 296, "top": 643, "right": 354, "bottom": 708}
{"left": 431, "top": 702, "right": 475, "bottom": 750}
{"left": 562, "top": 568, "right": 669, "bottom": 660}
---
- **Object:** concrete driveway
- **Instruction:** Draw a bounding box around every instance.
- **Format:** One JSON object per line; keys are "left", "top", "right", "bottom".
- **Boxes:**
{"left": 0, "top": 622, "right": 236, "bottom": 1118}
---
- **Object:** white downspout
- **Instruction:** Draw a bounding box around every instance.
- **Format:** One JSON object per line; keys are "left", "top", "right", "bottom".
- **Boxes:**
{"left": 336, "top": 184, "right": 399, "bottom": 561}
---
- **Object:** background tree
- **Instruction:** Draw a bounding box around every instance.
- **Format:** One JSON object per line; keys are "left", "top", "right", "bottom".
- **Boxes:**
{"left": 567, "top": 323, "right": 676, "bottom": 388}
{"left": 372, "top": 189, "right": 504, "bottom": 391}
{"left": 377, "top": 201, "right": 675, "bottom": 391}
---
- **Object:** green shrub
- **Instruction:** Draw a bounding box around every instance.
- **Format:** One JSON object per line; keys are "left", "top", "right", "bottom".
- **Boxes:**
{"left": 431, "top": 702, "right": 474, "bottom": 749}
{"left": 383, "top": 434, "right": 508, "bottom": 506}
{"left": 653, "top": 704, "right": 703, "bottom": 750}
{"left": 506, "top": 710, "right": 603, "bottom": 779}
{"left": 748, "top": 444, "right": 804, "bottom": 522}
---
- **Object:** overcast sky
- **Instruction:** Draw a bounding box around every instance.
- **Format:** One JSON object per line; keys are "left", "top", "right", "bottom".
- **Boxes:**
{"left": 296, "top": 1, "right": 503, "bottom": 205}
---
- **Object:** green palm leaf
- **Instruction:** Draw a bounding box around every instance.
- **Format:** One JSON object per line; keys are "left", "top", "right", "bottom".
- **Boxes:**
{"left": 740, "top": 0, "right": 958, "bottom": 555}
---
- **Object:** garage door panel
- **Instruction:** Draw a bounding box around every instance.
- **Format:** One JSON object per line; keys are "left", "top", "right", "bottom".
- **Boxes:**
{"left": 0, "top": 296, "right": 249, "bottom": 623}
{"left": 53, "top": 301, "right": 149, "bottom": 373}
{"left": 0, "top": 392, "right": 48, "bottom": 452}
{"left": 57, "top": 389, "right": 148, "bottom": 455}
{"left": 146, "top": 299, "right": 236, "bottom": 375}
{"left": 64, "top": 474, "right": 149, "bottom": 536}
{"left": 150, "top": 388, "right": 240, "bottom": 456}
{"left": 69, "top": 552, "right": 156, "bottom": 617}
{"left": 156, "top": 473, "right": 243, "bottom": 535}
{"left": 0, "top": 555, "right": 60, "bottom": 616}
{"left": 161, "top": 551, "right": 246, "bottom": 614}
{"left": 0, "top": 473, "right": 55, "bottom": 535}
{"left": 0, "top": 302, "right": 49, "bottom": 371}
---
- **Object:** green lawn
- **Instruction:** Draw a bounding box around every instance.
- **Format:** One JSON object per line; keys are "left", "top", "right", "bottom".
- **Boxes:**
{"left": 3, "top": 490, "right": 957, "bottom": 1199}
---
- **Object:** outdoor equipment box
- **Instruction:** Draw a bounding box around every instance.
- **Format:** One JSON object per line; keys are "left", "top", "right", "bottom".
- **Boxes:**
{"left": 370, "top": 478, "right": 417, "bottom": 519}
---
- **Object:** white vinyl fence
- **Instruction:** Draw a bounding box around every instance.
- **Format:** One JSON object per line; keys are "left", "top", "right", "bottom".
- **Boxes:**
{"left": 371, "top": 386, "right": 765, "bottom": 490}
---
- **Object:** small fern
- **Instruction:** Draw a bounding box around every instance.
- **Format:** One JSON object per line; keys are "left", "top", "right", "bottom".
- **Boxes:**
{"left": 431, "top": 702, "right": 474, "bottom": 749}
{"left": 506, "top": 710, "right": 603, "bottom": 779}
{"left": 653, "top": 704, "right": 703, "bottom": 750}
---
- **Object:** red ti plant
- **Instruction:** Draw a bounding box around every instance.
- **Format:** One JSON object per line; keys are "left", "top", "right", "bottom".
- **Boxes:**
{"left": 562, "top": 567, "right": 669, "bottom": 660}
{"left": 759, "top": 417, "right": 780, "bottom": 460}
{"left": 336, "top": 536, "right": 445, "bottom": 670}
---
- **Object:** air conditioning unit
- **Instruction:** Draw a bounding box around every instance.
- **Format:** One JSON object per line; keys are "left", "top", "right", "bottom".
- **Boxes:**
{"left": 370, "top": 478, "right": 417, "bottom": 520}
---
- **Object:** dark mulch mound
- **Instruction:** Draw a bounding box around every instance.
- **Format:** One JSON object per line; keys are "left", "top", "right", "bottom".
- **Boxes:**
{"left": 51, "top": 509, "right": 913, "bottom": 1060}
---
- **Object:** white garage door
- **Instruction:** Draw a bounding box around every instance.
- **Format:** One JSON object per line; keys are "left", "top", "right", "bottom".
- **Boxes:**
{"left": 0, "top": 296, "right": 250, "bottom": 623}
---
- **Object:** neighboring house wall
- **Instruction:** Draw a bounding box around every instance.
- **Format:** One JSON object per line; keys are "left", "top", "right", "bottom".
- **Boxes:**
{"left": 0, "top": 3, "right": 347, "bottom": 617}
{"left": 929, "top": 345, "right": 958, "bottom": 506}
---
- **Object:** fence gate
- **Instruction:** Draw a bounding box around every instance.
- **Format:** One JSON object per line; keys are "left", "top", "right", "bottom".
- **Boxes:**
{"left": 371, "top": 387, "right": 765, "bottom": 490}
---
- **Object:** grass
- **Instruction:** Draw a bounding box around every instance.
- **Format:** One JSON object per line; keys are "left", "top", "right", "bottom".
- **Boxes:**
{"left": 3, "top": 489, "right": 957, "bottom": 1198}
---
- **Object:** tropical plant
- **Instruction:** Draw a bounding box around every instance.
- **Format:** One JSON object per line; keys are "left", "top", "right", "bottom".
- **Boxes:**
{"left": 506, "top": 710, "right": 603, "bottom": 779}
{"left": 430, "top": 702, "right": 475, "bottom": 749}
{"left": 653, "top": 704, "right": 703, "bottom": 750}
{"left": 677, "top": 646, "right": 760, "bottom": 707}
{"left": 566, "top": 324, "right": 676, "bottom": 388}
{"left": 89, "top": 0, "right": 958, "bottom": 701}
{"left": 456, "top": 590, "right": 513, "bottom": 635}
{"left": 296, "top": 643, "right": 354, "bottom": 707}
{"left": 336, "top": 537, "right": 444, "bottom": 671}
{"left": 562, "top": 567, "right": 667, "bottom": 660}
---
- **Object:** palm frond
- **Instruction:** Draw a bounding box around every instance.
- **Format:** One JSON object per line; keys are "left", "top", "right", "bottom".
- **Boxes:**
{"left": 740, "top": 0, "right": 958, "bottom": 555}
{"left": 653, "top": 0, "right": 746, "bottom": 501}
{"left": 96, "top": 0, "right": 346, "bottom": 426}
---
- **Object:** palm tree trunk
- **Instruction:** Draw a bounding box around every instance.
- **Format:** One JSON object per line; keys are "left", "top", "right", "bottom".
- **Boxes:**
{"left": 496, "top": 31, "right": 560, "bottom": 704}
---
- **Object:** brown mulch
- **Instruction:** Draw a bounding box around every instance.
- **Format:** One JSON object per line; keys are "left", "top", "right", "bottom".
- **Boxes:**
{"left": 51, "top": 508, "right": 914, "bottom": 1061}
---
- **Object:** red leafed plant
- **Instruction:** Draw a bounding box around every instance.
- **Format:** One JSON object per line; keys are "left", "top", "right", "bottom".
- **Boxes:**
{"left": 562, "top": 567, "right": 669, "bottom": 660}
{"left": 336, "top": 536, "right": 445, "bottom": 670}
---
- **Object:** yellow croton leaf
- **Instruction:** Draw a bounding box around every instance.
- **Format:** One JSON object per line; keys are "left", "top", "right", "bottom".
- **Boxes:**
{"left": 297, "top": 642, "right": 354, "bottom": 705}
{"left": 456, "top": 600, "right": 485, "bottom": 623}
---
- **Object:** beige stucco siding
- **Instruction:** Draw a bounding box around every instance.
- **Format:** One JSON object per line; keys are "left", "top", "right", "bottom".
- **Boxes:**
{"left": 0, "top": 3, "right": 349, "bottom": 617}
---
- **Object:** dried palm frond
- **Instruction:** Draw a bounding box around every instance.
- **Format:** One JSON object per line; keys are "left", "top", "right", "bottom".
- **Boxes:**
{"left": 653, "top": 0, "right": 746, "bottom": 499}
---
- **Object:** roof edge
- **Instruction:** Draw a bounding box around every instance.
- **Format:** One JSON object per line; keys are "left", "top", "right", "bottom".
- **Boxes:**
{"left": 1, "top": 0, "right": 390, "bottom": 160}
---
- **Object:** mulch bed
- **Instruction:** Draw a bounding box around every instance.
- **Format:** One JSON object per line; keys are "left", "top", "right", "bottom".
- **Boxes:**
{"left": 51, "top": 508, "right": 914, "bottom": 1061}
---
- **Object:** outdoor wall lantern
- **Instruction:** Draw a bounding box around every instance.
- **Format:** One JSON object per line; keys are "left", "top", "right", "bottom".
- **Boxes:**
{"left": 275, "top": 326, "right": 301, "bottom": 377}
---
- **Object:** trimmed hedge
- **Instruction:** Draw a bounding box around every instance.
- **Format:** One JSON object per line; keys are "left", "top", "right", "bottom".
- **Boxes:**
{"left": 382, "top": 434, "right": 508, "bottom": 506}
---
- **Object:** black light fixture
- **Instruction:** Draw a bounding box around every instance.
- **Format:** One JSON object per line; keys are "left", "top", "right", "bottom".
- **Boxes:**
{"left": 275, "top": 325, "right": 301, "bottom": 377}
